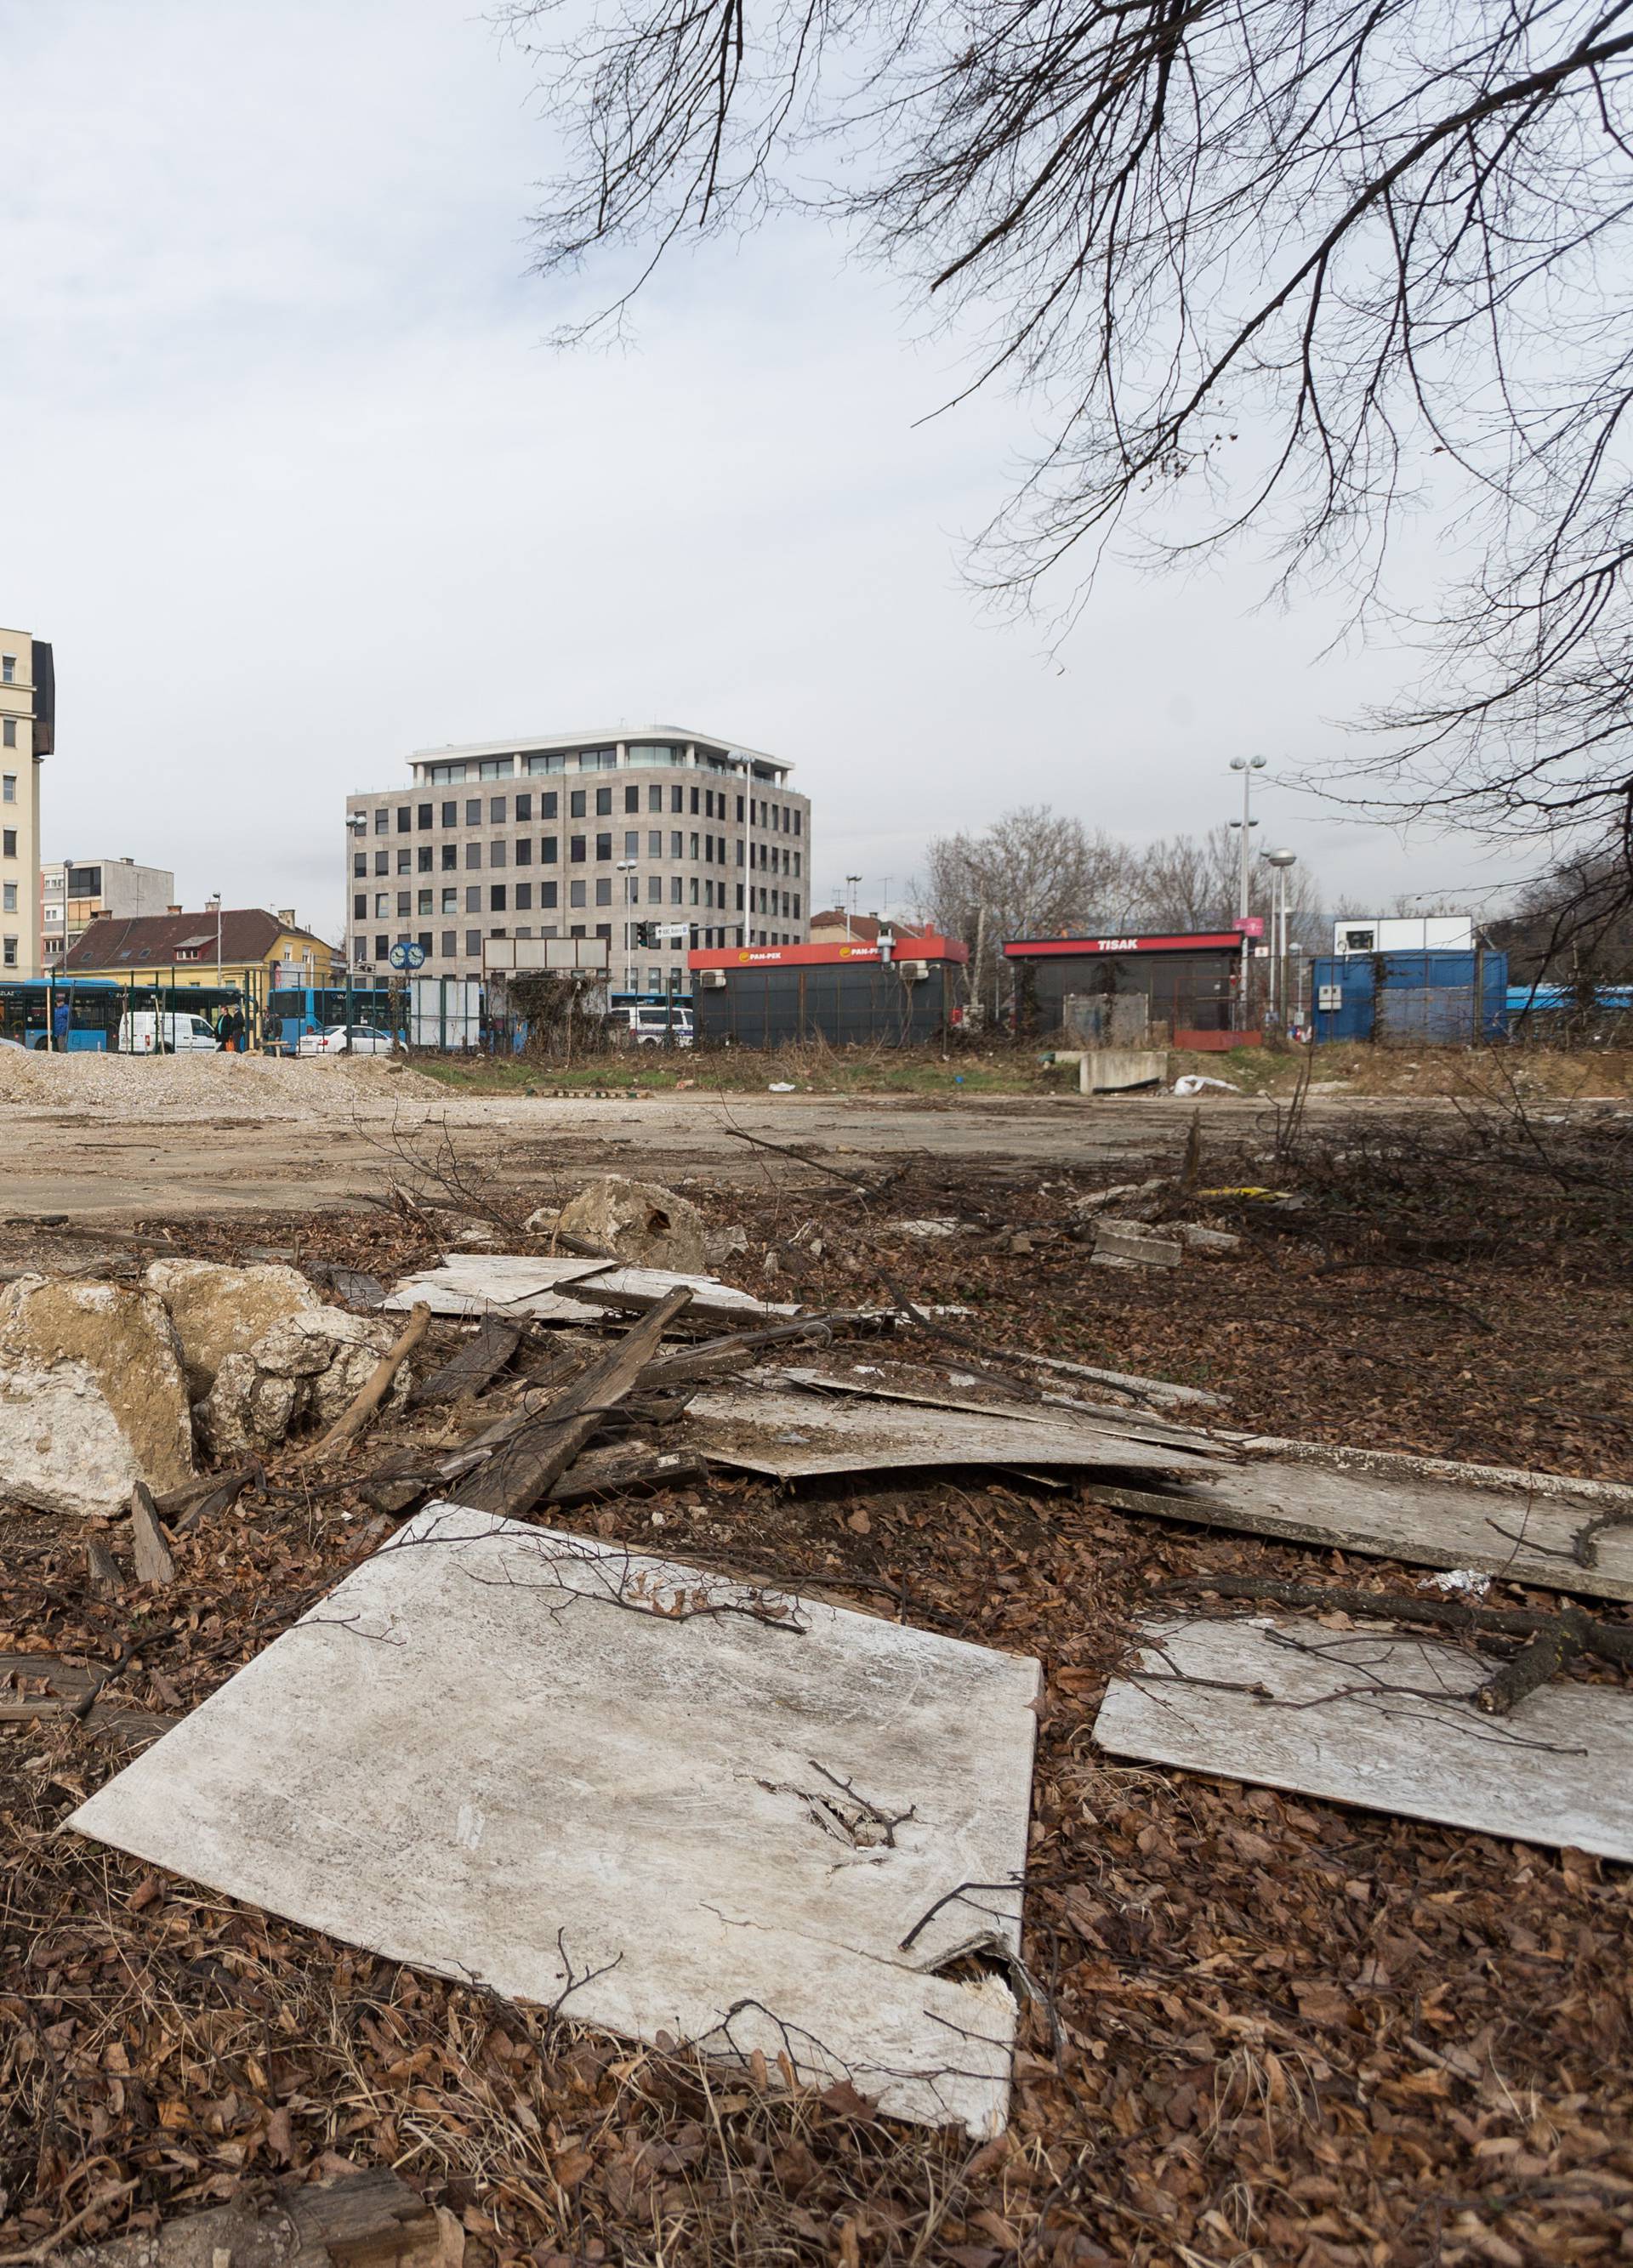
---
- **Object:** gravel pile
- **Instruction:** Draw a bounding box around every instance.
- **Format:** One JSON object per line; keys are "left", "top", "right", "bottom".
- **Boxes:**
{"left": 0, "top": 1049, "right": 446, "bottom": 1123}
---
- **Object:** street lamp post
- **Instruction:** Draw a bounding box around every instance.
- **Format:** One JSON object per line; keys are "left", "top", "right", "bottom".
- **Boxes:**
{"left": 1263, "top": 849, "right": 1298, "bottom": 1026}
{"left": 208, "top": 894, "right": 223, "bottom": 989}
{"left": 1228, "top": 758, "right": 1266, "bottom": 1027}
{"left": 844, "top": 874, "right": 862, "bottom": 944}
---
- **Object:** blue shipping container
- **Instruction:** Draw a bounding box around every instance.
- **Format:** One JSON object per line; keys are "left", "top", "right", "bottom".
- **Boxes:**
{"left": 1312, "top": 951, "right": 1507, "bottom": 1045}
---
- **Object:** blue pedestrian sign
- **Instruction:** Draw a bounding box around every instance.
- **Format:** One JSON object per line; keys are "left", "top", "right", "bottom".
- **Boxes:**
{"left": 389, "top": 941, "right": 427, "bottom": 971}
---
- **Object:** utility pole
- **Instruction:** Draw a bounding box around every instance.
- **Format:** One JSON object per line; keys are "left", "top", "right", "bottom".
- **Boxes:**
{"left": 1264, "top": 849, "right": 1297, "bottom": 1026}
{"left": 1228, "top": 758, "right": 1266, "bottom": 1028}
{"left": 845, "top": 874, "right": 862, "bottom": 942}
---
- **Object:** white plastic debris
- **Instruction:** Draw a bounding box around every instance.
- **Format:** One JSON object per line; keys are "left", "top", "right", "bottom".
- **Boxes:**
{"left": 1173, "top": 1075, "right": 1240, "bottom": 1096}
{"left": 768, "top": 1081, "right": 797, "bottom": 1092}
{"left": 1420, "top": 1567, "right": 1493, "bottom": 1598}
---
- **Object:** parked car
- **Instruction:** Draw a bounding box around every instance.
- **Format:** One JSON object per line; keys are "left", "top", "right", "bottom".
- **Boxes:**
{"left": 298, "top": 1025, "right": 397, "bottom": 1056}
{"left": 118, "top": 1011, "right": 221, "bottom": 1054}
{"left": 618, "top": 1003, "right": 694, "bottom": 1048}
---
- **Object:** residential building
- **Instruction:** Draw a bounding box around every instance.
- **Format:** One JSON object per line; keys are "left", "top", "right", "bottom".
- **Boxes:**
{"left": 344, "top": 725, "right": 812, "bottom": 997}
{"left": 41, "top": 856, "right": 176, "bottom": 967}
{"left": 808, "top": 909, "right": 934, "bottom": 949}
{"left": 1, "top": 627, "right": 54, "bottom": 981}
{"left": 63, "top": 906, "right": 342, "bottom": 1007}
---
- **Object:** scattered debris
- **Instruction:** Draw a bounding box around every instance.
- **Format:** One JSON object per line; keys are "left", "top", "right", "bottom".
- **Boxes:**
{"left": 1091, "top": 1219, "right": 1183, "bottom": 1270}
{"left": 1095, "top": 1614, "right": 1633, "bottom": 1862}
{"left": 70, "top": 1506, "right": 1041, "bottom": 2135}
{"left": 62, "top": 2167, "right": 462, "bottom": 2268}
{"left": 555, "top": 1174, "right": 708, "bottom": 1273}
{"left": 144, "top": 1259, "right": 321, "bottom": 1397}
{"left": 128, "top": 1482, "right": 177, "bottom": 1588}
{"left": 0, "top": 1275, "right": 195, "bottom": 1516}
{"left": 195, "top": 1309, "right": 418, "bottom": 1459}
{"left": 1172, "top": 1074, "right": 1239, "bottom": 1095}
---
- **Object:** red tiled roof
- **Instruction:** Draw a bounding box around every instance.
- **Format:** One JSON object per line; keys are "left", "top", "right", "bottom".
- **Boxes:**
{"left": 63, "top": 909, "right": 336, "bottom": 972}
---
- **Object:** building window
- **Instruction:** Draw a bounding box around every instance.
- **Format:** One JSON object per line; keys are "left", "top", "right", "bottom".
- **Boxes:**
{"left": 442, "top": 888, "right": 458, "bottom": 913}
{"left": 479, "top": 758, "right": 515, "bottom": 779}
{"left": 570, "top": 789, "right": 587, "bottom": 820}
{"left": 515, "top": 882, "right": 532, "bottom": 910}
{"left": 1, "top": 769, "right": 13, "bottom": 793}
{"left": 516, "top": 792, "right": 532, "bottom": 822}
{"left": 396, "top": 806, "right": 412, "bottom": 833}
{"left": 570, "top": 879, "right": 587, "bottom": 908}
{"left": 397, "top": 848, "right": 412, "bottom": 873}
{"left": 4, "top": 884, "right": 18, "bottom": 913}
{"left": 375, "top": 893, "right": 390, "bottom": 917}
{"left": 418, "top": 845, "right": 433, "bottom": 873}
{"left": 793, "top": 894, "right": 801, "bottom": 918}
{"left": 441, "top": 844, "right": 457, "bottom": 871}
{"left": 541, "top": 880, "right": 558, "bottom": 909}
{"left": 624, "top": 784, "right": 639, "bottom": 814}
{"left": 375, "top": 850, "right": 389, "bottom": 875}
{"left": 736, "top": 884, "right": 744, "bottom": 910}
{"left": 623, "top": 830, "right": 639, "bottom": 858}
{"left": 646, "top": 830, "right": 661, "bottom": 857}
{"left": 736, "top": 795, "right": 745, "bottom": 822}
{"left": 595, "top": 878, "right": 612, "bottom": 907}
{"left": 427, "top": 762, "right": 467, "bottom": 784}
{"left": 418, "top": 803, "right": 433, "bottom": 829}
{"left": 515, "top": 838, "right": 532, "bottom": 867}
{"left": 648, "top": 785, "right": 662, "bottom": 814}
{"left": 736, "top": 840, "right": 744, "bottom": 866}
{"left": 570, "top": 835, "right": 586, "bottom": 862}
{"left": 466, "top": 885, "right": 481, "bottom": 912}
{"left": 374, "top": 808, "right": 389, "bottom": 833}
{"left": 489, "top": 796, "right": 507, "bottom": 825}
{"left": 595, "top": 832, "right": 612, "bottom": 861}
{"left": 465, "top": 799, "right": 481, "bottom": 827}
{"left": 669, "top": 831, "right": 682, "bottom": 860}
{"left": 689, "top": 876, "right": 699, "bottom": 906}
{"left": 794, "top": 852, "right": 801, "bottom": 878}
{"left": 442, "top": 931, "right": 458, "bottom": 957}
{"left": 670, "top": 875, "right": 683, "bottom": 904}
{"left": 794, "top": 810, "right": 803, "bottom": 835}
{"left": 354, "top": 894, "right": 367, "bottom": 920}
{"left": 595, "top": 786, "right": 612, "bottom": 817}
{"left": 524, "top": 751, "right": 566, "bottom": 776}
{"left": 397, "top": 891, "right": 412, "bottom": 917}
{"left": 490, "top": 884, "right": 507, "bottom": 912}
{"left": 541, "top": 835, "right": 558, "bottom": 863}
{"left": 352, "top": 852, "right": 367, "bottom": 878}
{"left": 670, "top": 784, "right": 683, "bottom": 814}
{"left": 541, "top": 790, "right": 559, "bottom": 819}
{"left": 442, "top": 800, "right": 458, "bottom": 827}
{"left": 490, "top": 839, "right": 507, "bottom": 868}
{"left": 689, "top": 832, "right": 699, "bottom": 860}
{"left": 647, "top": 874, "right": 661, "bottom": 902}
{"left": 466, "top": 929, "right": 481, "bottom": 956}
{"left": 375, "top": 934, "right": 389, "bottom": 959}
{"left": 418, "top": 890, "right": 434, "bottom": 915}
{"left": 465, "top": 842, "right": 482, "bottom": 868}
{"left": 0, "top": 656, "right": 13, "bottom": 684}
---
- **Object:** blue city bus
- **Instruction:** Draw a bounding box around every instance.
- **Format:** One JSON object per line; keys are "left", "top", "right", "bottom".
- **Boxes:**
{"left": 3, "top": 976, "right": 253, "bottom": 1049}
{"left": 261, "top": 982, "right": 404, "bottom": 1054}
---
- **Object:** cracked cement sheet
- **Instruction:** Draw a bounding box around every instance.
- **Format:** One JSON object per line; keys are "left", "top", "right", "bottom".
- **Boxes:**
{"left": 385, "top": 1255, "right": 799, "bottom": 1326}
{"left": 1095, "top": 1616, "right": 1633, "bottom": 1862}
{"left": 68, "top": 1508, "right": 1042, "bottom": 2134}
{"left": 685, "top": 1385, "right": 1226, "bottom": 1481}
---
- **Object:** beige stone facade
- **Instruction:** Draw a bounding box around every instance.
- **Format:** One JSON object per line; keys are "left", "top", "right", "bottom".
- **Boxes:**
{"left": 1, "top": 628, "right": 49, "bottom": 982}
{"left": 344, "top": 726, "right": 813, "bottom": 994}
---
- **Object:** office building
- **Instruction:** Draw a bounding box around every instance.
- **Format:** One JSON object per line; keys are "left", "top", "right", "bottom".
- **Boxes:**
{"left": 344, "top": 725, "right": 811, "bottom": 994}
{"left": 41, "top": 856, "right": 176, "bottom": 966}
{"left": 1, "top": 627, "right": 54, "bottom": 981}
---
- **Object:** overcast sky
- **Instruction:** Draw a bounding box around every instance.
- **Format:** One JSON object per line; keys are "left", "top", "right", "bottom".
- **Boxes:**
{"left": 2, "top": 0, "right": 1535, "bottom": 942}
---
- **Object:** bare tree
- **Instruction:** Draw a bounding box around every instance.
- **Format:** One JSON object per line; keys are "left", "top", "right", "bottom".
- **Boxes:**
{"left": 923, "top": 806, "right": 1136, "bottom": 1005}
{"left": 504, "top": 0, "right": 1633, "bottom": 907}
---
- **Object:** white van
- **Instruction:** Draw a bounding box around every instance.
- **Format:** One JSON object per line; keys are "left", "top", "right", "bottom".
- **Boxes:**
{"left": 621, "top": 1003, "right": 694, "bottom": 1048}
{"left": 118, "top": 1010, "right": 221, "bottom": 1054}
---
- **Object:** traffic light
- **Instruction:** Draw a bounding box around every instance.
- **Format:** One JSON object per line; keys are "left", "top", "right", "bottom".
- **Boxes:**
{"left": 634, "top": 922, "right": 657, "bottom": 949}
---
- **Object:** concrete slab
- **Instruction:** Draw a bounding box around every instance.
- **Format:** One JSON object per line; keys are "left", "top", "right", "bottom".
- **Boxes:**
{"left": 1079, "top": 1049, "right": 1166, "bottom": 1094}
{"left": 68, "top": 1509, "right": 1043, "bottom": 2134}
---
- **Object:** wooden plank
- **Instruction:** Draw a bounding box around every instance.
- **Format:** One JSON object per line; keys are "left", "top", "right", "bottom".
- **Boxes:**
{"left": 412, "top": 1316, "right": 523, "bottom": 1407}
{"left": 967, "top": 1345, "right": 1228, "bottom": 1410}
{"left": 560, "top": 1266, "right": 804, "bottom": 1325}
{"left": 684, "top": 1387, "right": 1224, "bottom": 1481}
{"left": 452, "top": 1287, "right": 693, "bottom": 1517}
{"left": 128, "top": 1483, "right": 176, "bottom": 1587}
{"left": 62, "top": 2166, "right": 458, "bottom": 2268}
{"left": 772, "top": 1365, "right": 1221, "bottom": 1451}
{"left": 383, "top": 1254, "right": 614, "bottom": 1321}
{"left": 1084, "top": 1451, "right": 1633, "bottom": 1604}
{"left": 1095, "top": 1614, "right": 1633, "bottom": 1862}
{"left": 549, "top": 1446, "right": 708, "bottom": 1504}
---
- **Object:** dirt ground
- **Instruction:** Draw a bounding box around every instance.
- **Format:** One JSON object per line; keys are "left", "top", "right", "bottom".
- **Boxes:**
{"left": 3, "top": 1085, "right": 1631, "bottom": 2266}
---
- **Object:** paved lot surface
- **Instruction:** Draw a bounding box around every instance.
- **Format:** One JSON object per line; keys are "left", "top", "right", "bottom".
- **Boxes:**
{"left": 0, "top": 1063, "right": 1444, "bottom": 1219}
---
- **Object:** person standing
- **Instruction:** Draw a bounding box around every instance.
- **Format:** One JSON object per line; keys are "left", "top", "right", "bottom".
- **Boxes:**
{"left": 52, "top": 995, "right": 71, "bottom": 1052}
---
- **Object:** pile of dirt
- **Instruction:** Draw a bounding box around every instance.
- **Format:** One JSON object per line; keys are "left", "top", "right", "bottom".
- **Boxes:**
{"left": 0, "top": 1049, "right": 445, "bottom": 1122}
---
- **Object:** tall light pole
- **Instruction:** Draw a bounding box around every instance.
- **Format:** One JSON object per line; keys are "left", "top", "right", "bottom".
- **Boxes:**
{"left": 1228, "top": 757, "right": 1266, "bottom": 1027}
{"left": 1263, "top": 848, "right": 1298, "bottom": 1026}
{"left": 845, "top": 873, "right": 862, "bottom": 942}
{"left": 616, "top": 860, "right": 638, "bottom": 991}
{"left": 208, "top": 893, "right": 222, "bottom": 988}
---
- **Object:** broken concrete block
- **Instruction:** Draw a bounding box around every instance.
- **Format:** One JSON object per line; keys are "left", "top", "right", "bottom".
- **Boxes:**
{"left": 145, "top": 1259, "right": 321, "bottom": 1397}
{"left": 703, "top": 1225, "right": 749, "bottom": 1265}
{"left": 193, "top": 1310, "right": 412, "bottom": 1459}
{"left": 1092, "top": 1219, "right": 1183, "bottom": 1268}
{"left": 0, "top": 1276, "right": 196, "bottom": 1517}
{"left": 1178, "top": 1223, "right": 1242, "bottom": 1254}
{"left": 556, "top": 1174, "right": 707, "bottom": 1273}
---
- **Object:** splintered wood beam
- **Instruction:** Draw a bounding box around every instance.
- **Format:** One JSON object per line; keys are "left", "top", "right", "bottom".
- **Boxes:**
{"left": 411, "top": 1316, "right": 523, "bottom": 1407}
{"left": 60, "top": 2165, "right": 461, "bottom": 2268}
{"left": 128, "top": 1484, "right": 176, "bottom": 1588}
{"left": 452, "top": 1287, "right": 693, "bottom": 1519}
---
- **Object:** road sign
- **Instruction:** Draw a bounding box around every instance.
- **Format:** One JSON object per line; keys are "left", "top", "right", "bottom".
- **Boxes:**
{"left": 1232, "top": 916, "right": 1265, "bottom": 937}
{"left": 652, "top": 924, "right": 691, "bottom": 941}
{"left": 389, "top": 941, "right": 427, "bottom": 971}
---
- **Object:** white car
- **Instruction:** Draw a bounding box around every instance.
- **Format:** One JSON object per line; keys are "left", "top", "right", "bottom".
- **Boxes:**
{"left": 118, "top": 1011, "right": 221, "bottom": 1054}
{"left": 299, "top": 1025, "right": 396, "bottom": 1056}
